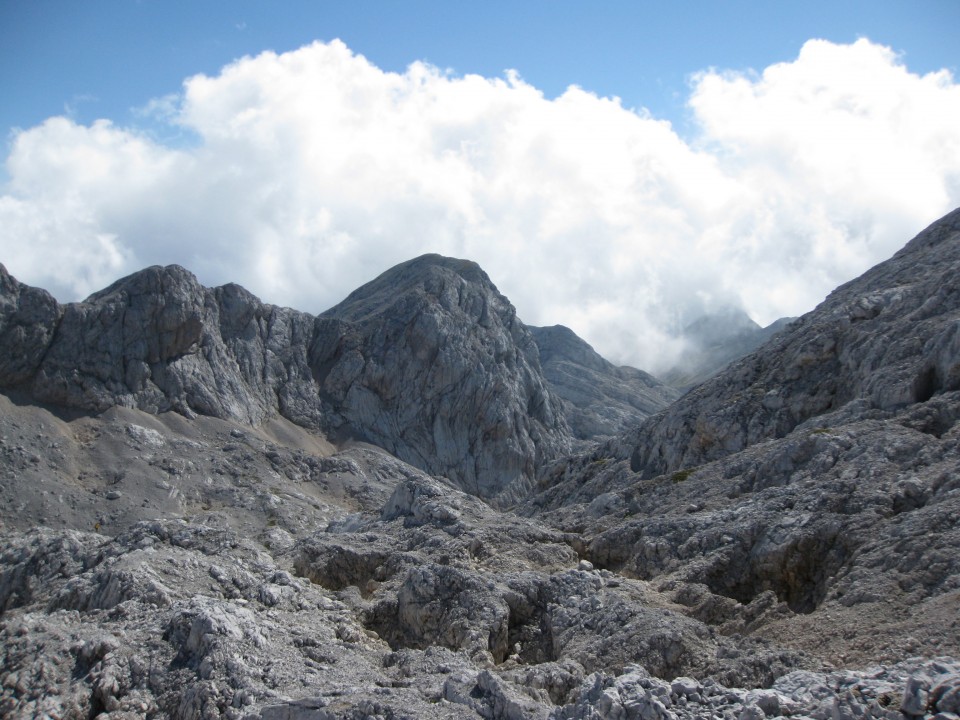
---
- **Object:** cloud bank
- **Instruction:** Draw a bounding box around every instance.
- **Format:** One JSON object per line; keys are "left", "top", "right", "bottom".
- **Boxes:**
{"left": 2, "top": 38, "right": 959, "bottom": 371}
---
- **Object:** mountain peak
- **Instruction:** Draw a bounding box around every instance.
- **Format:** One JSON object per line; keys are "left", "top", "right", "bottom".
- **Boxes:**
{"left": 681, "top": 305, "right": 761, "bottom": 348}
{"left": 324, "top": 254, "right": 498, "bottom": 325}
{"left": 83, "top": 264, "right": 202, "bottom": 304}
{"left": 4, "top": 210, "right": 960, "bottom": 719}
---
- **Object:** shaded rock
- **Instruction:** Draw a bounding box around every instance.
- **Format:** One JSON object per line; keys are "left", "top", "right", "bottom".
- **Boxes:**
{"left": 3, "top": 210, "right": 960, "bottom": 720}
{"left": 320, "top": 255, "right": 572, "bottom": 503}
{"left": 0, "top": 263, "right": 62, "bottom": 386}
{"left": 662, "top": 307, "right": 794, "bottom": 392}
{"left": 529, "top": 325, "right": 679, "bottom": 440}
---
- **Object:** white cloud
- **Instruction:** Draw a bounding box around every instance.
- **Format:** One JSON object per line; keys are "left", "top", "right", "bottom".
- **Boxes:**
{"left": 2, "top": 38, "right": 959, "bottom": 372}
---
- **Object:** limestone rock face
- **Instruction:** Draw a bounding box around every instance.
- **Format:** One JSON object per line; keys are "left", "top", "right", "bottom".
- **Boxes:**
{"left": 0, "top": 256, "right": 573, "bottom": 502}
{"left": 529, "top": 325, "right": 680, "bottom": 440}
{"left": 317, "top": 255, "right": 571, "bottom": 503}
{"left": 0, "top": 264, "right": 62, "bottom": 386}
{"left": 525, "top": 207, "right": 960, "bottom": 671}
{"left": 14, "top": 264, "right": 320, "bottom": 426}
{"left": 5, "top": 209, "right": 960, "bottom": 719}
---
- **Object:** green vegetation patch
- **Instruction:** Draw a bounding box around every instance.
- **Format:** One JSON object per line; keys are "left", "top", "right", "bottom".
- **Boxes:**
{"left": 671, "top": 469, "right": 695, "bottom": 483}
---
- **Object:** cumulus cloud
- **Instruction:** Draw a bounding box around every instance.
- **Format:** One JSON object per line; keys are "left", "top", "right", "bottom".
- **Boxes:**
{"left": 2, "top": 38, "right": 959, "bottom": 372}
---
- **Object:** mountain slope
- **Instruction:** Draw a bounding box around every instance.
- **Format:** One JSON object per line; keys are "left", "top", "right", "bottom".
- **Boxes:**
{"left": 4, "top": 211, "right": 960, "bottom": 719}
{"left": 627, "top": 207, "right": 960, "bottom": 479}
{"left": 529, "top": 324, "right": 679, "bottom": 439}
{"left": 523, "top": 207, "right": 960, "bottom": 667}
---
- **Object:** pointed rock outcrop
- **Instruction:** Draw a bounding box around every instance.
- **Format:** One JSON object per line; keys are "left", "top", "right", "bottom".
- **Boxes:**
{"left": 317, "top": 255, "right": 571, "bottom": 503}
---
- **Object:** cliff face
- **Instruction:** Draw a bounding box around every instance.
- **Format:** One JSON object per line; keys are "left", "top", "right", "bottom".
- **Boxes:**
{"left": 0, "top": 256, "right": 570, "bottom": 503}
{"left": 318, "top": 254, "right": 571, "bottom": 503}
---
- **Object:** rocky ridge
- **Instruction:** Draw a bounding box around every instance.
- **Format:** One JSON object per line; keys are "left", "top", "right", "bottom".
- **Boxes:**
{"left": 2, "top": 208, "right": 960, "bottom": 719}
{"left": 524, "top": 208, "right": 960, "bottom": 670}
{"left": 0, "top": 255, "right": 571, "bottom": 504}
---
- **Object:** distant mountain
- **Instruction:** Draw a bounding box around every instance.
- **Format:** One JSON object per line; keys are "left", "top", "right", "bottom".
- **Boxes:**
{"left": 0, "top": 255, "right": 573, "bottom": 505}
{"left": 0, "top": 252, "right": 698, "bottom": 505}
{"left": 663, "top": 306, "right": 795, "bottom": 391}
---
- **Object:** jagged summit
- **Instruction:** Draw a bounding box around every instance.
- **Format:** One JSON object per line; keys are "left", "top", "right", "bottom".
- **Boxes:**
{"left": 533, "top": 325, "right": 610, "bottom": 371}
{"left": 682, "top": 305, "right": 761, "bottom": 348}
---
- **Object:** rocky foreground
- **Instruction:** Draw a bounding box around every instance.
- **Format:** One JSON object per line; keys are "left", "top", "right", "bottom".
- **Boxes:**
{"left": 1, "top": 209, "right": 960, "bottom": 718}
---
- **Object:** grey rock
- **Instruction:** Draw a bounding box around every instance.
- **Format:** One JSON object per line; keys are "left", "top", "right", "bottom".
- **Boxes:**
{"left": 298, "top": 473, "right": 810, "bottom": 688}
{"left": 0, "top": 264, "right": 62, "bottom": 386}
{"left": 525, "top": 208, "right": 960, "bottom": 669}
{"left": 320, "top": 255, "right": 572, "bottom": 503}
{"left": 553, "top": 658, "right": 960, "bottom": 720}
{"left": 934, "top": 676, "right": 960, "bottom": 713}
{"left": 4, "top": 209, "right": 960, "bottom": 720}
{"left": 529, "top": 325, "right": 679, "bottom": 440}
{"left": 670, "top": 677, "right": 701, "bottom": 698}
{"left": 444, "top": 669, "right": 551, "bottom": 719}
{"left": 625, "top": 207, "right": 960, "bottom": 480}
{"left": 901, "top": 674, "right": 931, "bottom": 716}
{"left": 0, "top": 256, "right": 574, "bottom": 504}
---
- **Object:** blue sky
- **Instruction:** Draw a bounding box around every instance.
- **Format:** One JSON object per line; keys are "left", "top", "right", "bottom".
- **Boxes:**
{"left": 2, "top": 1, "right": 960, "bottom": 371}
{"left": 3, "top": 1, "right": 956, "bottom": 140}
